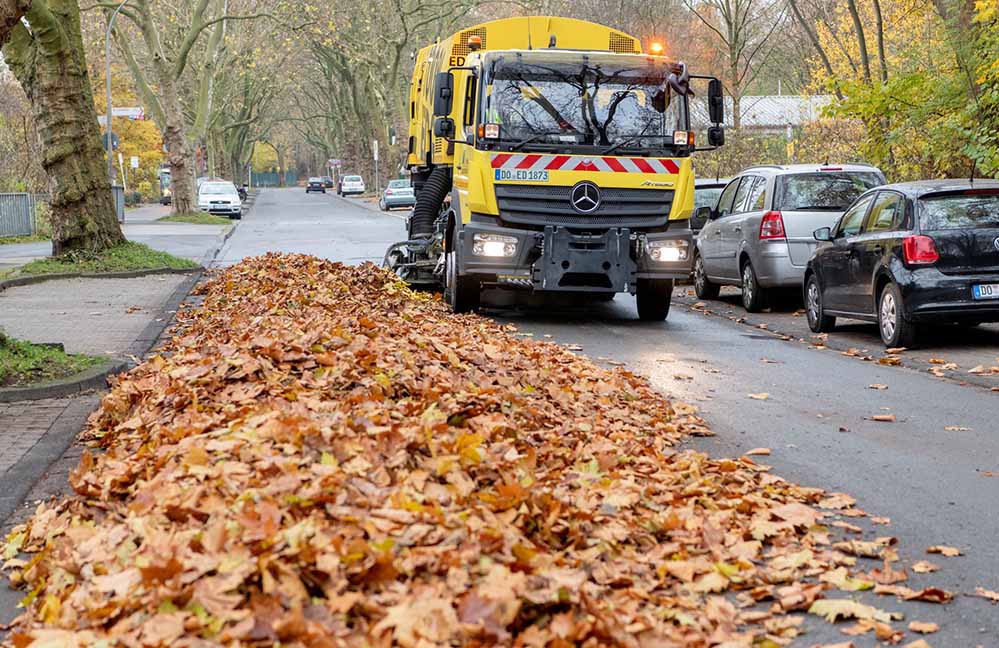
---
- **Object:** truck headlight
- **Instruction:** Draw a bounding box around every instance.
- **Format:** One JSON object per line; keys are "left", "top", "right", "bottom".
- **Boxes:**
{"left": 647, "top": 239, "right": 689, "bottom": 263}
{"left": 472, "top": 233, "right": 517, "bottom": 257}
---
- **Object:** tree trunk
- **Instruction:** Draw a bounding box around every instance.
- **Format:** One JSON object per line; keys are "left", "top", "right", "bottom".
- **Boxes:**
{"left": 276, "top": 146, "right": 286, "bottom": 187}
{"left": 845, "top": 0, "right": 872, "bottom": 82}
{"left": 159, "top": 82, "right": 197, "bottom": 214}
{"left": 3, "top": 0, "right": 125, "bottom": 255}
{"left": 0, "top": 0, "right": 30, "bottom": 47}
{"left": 872, "top": 0, "right": 889, "bottom": 83}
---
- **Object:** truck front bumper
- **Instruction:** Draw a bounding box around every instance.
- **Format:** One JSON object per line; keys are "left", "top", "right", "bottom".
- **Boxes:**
{"left": 457, "top": 221, "right": 691, "bottom": 294}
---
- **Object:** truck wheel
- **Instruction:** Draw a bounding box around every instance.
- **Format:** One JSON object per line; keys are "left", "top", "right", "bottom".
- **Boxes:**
{"left": 636, "top": 279, "right": 673, "bottom": 321}
{"left": 445, "top": 227, "right": 479, "bottom": 313}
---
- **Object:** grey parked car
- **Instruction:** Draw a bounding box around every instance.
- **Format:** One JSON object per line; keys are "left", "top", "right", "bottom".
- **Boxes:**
{"left": 379, "top": 179, "right": 416, "bottom": 210}
{"left": 693, "top": 164, "right": 885, "bottom": 311}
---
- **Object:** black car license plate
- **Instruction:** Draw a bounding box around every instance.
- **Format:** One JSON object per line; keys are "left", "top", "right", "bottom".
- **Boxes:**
{"left": 972, "top": 283, "right": 999, "bottom": 300}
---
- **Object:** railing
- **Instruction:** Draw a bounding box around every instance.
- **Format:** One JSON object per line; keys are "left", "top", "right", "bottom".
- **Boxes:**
{"left": 0, "top": 193, "right": 35, "bottom": 237}
{"left": 4, "top": 188, "right": 125, "bottom": 238}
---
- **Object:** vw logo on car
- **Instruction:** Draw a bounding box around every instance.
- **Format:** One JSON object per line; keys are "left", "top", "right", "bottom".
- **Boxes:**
{"left": 993, "top": 236, "right": 999, "bottom": 252}
{"left": 570, "top": 181, "right": 601, "bottom": 214}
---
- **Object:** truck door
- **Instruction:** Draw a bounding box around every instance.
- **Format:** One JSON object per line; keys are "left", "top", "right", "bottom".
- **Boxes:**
{"left": 452, "top": 71, "right": 478, "bottom": 216}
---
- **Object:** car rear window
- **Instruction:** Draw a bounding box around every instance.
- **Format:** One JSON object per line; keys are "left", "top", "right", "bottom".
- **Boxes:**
{"left": 388, "top": 180, "right": 409, "bottom": 188}
{"left": 919, "top": 192, "right": 999, "bottom": 230}
{"left": 776, "top": 172, "right": 883, "bottom": 211}
{"left": 345, "top": 176, "right": 362, "bottom": 182}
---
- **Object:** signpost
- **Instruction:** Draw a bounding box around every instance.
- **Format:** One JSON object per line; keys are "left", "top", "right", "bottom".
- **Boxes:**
{"left": 373, "top": 140, "right": 380, "bottom": 193}
{"left": 118, "top": 152, "right": 128, "bottom": 193}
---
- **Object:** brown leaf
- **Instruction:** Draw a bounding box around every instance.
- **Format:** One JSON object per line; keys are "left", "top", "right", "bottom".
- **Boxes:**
{"left": 974, "top": 586, "right": 999, "bottom": 603}
{"left": 927, "top": 545, "right": 962, "bottom": 557}
{"left": 908, "top": 621, "right": 939, "bottom": 634}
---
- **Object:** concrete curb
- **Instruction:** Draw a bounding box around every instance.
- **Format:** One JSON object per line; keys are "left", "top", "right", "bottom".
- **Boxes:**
{"left": 129, "top": 270, "right": 203, "bottom": 358}
{"left": 0, "top": 267, "right": 199, "bottom": 294}
{"left": 199, "top": 221, "right": 240, "bottom": 268}
{"left": 338, "top": 194, "right": 408, "bottom": 222}
{"left": 0, "top": 358, "right": 130, "bottom": 403}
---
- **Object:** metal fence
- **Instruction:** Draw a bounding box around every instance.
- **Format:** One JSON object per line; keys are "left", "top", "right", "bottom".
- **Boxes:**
{"left": 0, "top": 193, "right": 35, "bottom": 237}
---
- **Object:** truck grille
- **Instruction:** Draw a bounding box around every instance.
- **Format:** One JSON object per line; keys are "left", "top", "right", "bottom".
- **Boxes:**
{"left": 496, "top": 185, "right": 672, "bottom": 228}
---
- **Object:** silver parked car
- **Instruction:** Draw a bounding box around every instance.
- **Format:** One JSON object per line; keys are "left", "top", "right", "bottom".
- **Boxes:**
{"left": 693, "top": 164, "right": 885, "bottom": 311}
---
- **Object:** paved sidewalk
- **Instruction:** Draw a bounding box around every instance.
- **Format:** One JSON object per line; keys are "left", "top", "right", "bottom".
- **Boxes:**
{"left": 0, "top": 204, "right": 231, "bottom": 271}
{"left": 0, "top": 274, "right": 190, "bottom": 356}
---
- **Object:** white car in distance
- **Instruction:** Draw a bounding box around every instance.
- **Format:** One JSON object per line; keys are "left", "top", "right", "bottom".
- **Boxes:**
{"left": 197, "top": 180, "right": 243, "bottom": 219}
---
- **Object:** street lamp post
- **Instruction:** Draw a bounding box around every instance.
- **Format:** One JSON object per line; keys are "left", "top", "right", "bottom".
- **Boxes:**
{"left": 105, "top": 0, "right": 130, "bottom": 185}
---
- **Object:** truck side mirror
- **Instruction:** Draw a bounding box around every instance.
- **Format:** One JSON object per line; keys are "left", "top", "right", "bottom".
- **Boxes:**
{"left": 708, "top": 78, "right": 724, "bottom": 124}
{"left": 433, "top": 117, "right": 455, "bottom": 138}
{"left": 433, "top": 72, "right": 454, "bottom": 117}
{"left": 707, "top": 126, "right": 725, "bottom": 147}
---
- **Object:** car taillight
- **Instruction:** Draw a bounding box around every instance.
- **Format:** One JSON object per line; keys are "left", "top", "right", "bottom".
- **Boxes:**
{"left": 759, "top": 210, "right": 786, "bottom": 240}
{"left": 903, "top": 235, "right": 939, "bottom": 265}
{"left": 385, "top": 189, "right": 394, "bottom": 195}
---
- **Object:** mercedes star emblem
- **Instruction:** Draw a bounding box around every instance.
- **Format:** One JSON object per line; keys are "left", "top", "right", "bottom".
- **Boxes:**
{"left": 570, "top": 181, "right": 601, "bottom": 214}
{"left": 994, "top": 236, "right": 999, "bottom": 253}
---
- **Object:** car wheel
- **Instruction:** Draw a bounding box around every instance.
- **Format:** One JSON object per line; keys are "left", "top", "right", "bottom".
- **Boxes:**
{"left": 878, "top": 282, "right": 919, "bottom": 348}
{"left": 636, "top": 279, "right": 673, "bottom": 321}
{"left": 805, "top": 275, "right": 835, "bottom": 333}
{"left": 741, "top": 260, "right": 769, "bottom": 312}
{"left": 379, "top": 200, "right": 387, "bottom": 211}
{"left": 693, "top": 254, "right": 720, "bottom": 300}
{"left": 444, "top": 227, "right": 479, "bottom": 313}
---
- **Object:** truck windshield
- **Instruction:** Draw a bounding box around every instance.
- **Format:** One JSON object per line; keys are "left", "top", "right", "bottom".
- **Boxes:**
{"left": 481, "top": 54, "right": 685, "bottom": 152}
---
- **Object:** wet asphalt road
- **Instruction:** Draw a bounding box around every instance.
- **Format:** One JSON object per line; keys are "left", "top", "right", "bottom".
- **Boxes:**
{"left": 221, "top": 188, "right": 999, "bottom": 645}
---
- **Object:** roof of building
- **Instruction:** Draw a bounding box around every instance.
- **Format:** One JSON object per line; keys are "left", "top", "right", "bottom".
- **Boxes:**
{"left": 691, "top": 95, "right": 834, "bottom": 129}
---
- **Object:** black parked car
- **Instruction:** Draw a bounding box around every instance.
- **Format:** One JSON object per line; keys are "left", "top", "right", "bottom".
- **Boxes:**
{"left": 804, "top": 180, "right": 999, "bottom": 347}
{"left": 306, "top": 177, "right": 326, "bottom": 194}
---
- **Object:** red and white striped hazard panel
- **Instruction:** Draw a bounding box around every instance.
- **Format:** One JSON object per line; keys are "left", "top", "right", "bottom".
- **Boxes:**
{"left": 490, "top": 153, "right": 680, "bottom": 175}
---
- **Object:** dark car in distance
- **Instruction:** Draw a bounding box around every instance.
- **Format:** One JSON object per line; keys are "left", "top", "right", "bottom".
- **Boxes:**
{"left": 804, "top": 180, "right": 999, "bottom": 347}
{"left": 306, "top": 177, "right": 326, "bottom": 194}
{"left": 321, "top": 175, "right": 335, "bottom": 188}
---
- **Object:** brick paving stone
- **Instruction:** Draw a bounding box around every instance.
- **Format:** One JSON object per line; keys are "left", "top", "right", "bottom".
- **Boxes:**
{"left": 0, "top": 274, "right": 188, "bottom": 356}
{"left": 0, "top": 397, "right": 74, "bottom": 475}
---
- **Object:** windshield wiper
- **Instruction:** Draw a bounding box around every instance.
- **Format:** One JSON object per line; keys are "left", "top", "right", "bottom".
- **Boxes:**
{"left": 506, "top": 132, "right": 569, "bottom": 151}
{"left": 600, "top": 134, "right": 674, "bottom": 156}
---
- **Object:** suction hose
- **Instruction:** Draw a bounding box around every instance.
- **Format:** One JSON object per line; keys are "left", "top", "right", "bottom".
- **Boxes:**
{"left": 410, "top": 167, "right": 451, "bottom": 238}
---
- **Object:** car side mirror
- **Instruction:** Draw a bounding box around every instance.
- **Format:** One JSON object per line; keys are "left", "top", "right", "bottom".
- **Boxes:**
{"left": 695, "top": 205, "right": 714, "bottom": 222}
{"left": 813, "top": 227, "right": 832, "bottom": 242}
{"left": 433, "top": 117, "right": 455, "bottom": 138}
{"left": 433, "top": 72, "right": 454, "bottom": 117}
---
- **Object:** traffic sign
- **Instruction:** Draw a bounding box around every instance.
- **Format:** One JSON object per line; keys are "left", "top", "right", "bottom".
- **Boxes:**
{"left": 102, "top": 132, "right": 120, "bottom": 151}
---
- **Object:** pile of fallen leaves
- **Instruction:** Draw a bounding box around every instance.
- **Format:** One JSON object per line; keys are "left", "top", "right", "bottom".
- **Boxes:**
{"left": 2, "top": 255, "right": 944, "bottom": 646}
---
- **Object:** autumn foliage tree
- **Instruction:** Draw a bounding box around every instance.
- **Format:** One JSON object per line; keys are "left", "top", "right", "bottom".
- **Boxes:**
{"left": 2, "top": 0, "right": 125, "bottom": 254}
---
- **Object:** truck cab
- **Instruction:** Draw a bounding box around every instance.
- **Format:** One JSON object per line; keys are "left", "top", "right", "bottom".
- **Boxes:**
{"left": 394, "top": 17, "right": 725, "bottom": 320}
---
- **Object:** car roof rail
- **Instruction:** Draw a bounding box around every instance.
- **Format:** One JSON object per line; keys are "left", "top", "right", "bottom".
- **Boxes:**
{"left": 742, "top": 164, "right": 785, "bottom": 172}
